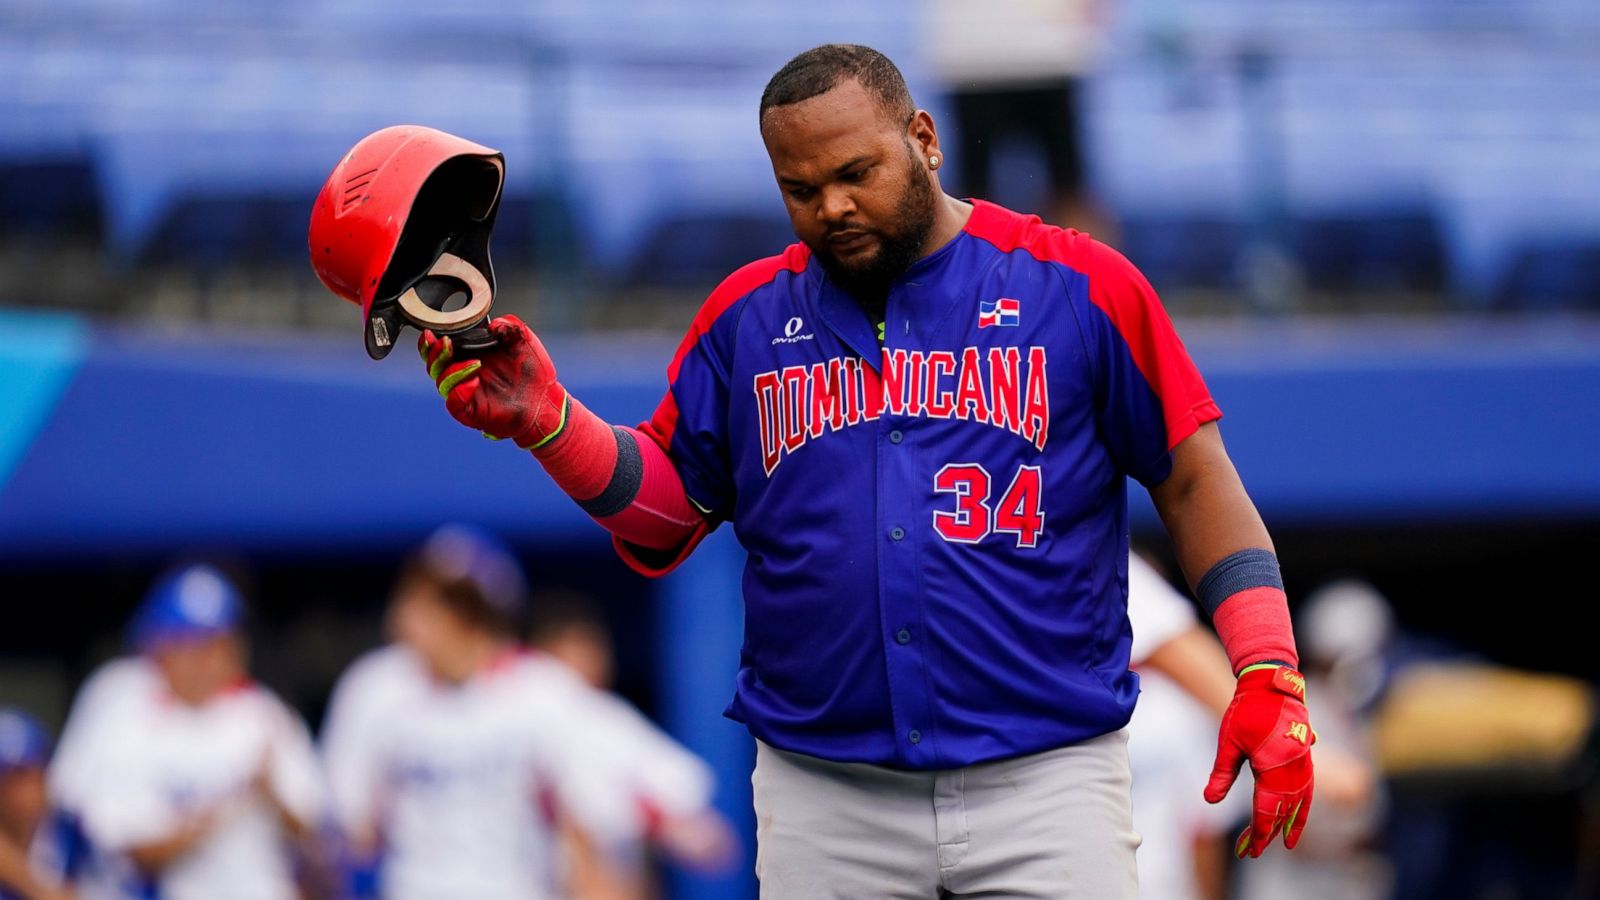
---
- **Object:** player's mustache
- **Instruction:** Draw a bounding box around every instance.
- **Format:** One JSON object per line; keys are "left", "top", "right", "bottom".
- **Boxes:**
{"left": 823, "top": 223, "right": 880, "bottom": 241}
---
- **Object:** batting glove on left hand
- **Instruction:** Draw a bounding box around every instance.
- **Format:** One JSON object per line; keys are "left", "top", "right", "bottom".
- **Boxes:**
{"left": 419, "top": 315, "right": 569, "bottom": 449}
{"left": 1205, "top": 663, "right": 1316, "bottom": 859}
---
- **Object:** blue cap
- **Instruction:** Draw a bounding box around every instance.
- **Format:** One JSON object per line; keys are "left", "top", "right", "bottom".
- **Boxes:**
{"left": 0, "top": 709, "right": 51, "bottom": 772}
{"left": 418, "top": 524, "right": 528, "bottom": 618}
{"left": 129, "top": 563, "right": 244, "bottom": 651}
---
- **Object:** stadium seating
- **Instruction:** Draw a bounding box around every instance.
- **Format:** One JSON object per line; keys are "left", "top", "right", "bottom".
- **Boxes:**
{"left": 1089, "top": 0, "right": 1600, "bottom": 303}
{"left": 0, "top": 0, "right": 1596, "bottom": 307}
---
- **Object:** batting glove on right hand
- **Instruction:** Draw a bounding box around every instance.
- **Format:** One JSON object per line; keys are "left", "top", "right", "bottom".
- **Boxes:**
{"left": 1205, "top": 663, "right": 1316, "bottom": 859}
{"left": 419, "top": 314, "right": 569, "bottom": 449}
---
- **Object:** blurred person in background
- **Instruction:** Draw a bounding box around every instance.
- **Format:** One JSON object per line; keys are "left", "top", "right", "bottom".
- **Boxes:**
{"left": 0, "top": 709, "right": 70, "bottom": 900}
{"left": 926, "top": 0, "right": 1114, "bottom": 238}
{"left": 528, "top": 593, "right": 617, "bottom": 693}
{"left": 47, "top": 564, "right": 327, "bottom": 900}
{"left": 528, "top": 594, "right": 710, "bottom": 900}
{"left": 320, "top": 525, "right": 733, "bottom": 900}
{"left": 1123, "top": 551, "right": 1241, "bottom": 900}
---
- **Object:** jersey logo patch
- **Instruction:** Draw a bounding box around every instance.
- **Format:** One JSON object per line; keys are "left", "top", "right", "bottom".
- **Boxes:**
{"left": 978, "top": 298, "right": 1020, "bottom": 328}
{"left": 771, "top": 316, "right": 815, "bottom": 345}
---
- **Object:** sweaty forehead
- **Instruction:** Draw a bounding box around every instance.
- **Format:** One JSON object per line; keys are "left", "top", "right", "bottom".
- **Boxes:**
{"left": 762, "top": 80, "right": 902, "bottom": 175}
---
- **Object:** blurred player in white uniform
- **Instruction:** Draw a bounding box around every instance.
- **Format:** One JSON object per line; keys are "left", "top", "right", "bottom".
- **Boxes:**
{"left": 1124, "top": 552, "right": 1243, "bottom": 900}
{"left": 0, "top": 709, "right": 71, "bottom": 900}
{"left": 528, "top": 595, "right": 737, "bottom": 900}
{"left": 320, "top": 526, "right": 731, "bottom": 900}
{"left": 48, "top": 564, "right": 327, "bottom": 900}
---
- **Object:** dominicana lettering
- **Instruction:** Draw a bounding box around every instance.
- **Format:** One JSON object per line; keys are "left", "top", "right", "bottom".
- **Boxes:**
{"left": 754, "top": 346, "right": 1050, "bottom": 475}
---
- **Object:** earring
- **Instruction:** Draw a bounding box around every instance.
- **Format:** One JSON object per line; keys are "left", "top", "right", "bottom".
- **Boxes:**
{"left": 930, "top": 155, "right": 940, "bottom": 169}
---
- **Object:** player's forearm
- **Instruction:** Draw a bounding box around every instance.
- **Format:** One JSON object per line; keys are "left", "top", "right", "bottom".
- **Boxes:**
{"left": 418, "top": 317, "right": 706, "bottom": 552}
{"left": 1140, "top": 628, "right": 1236, "bottom": 717}
{"left": 258, "top": 789, "right": 312, "bottom": 840}
{"left": 558, "top": 816, "right": 647, "bottom": 900}
{"left": 1150, "top": 423, "right": 1297, "bottom": 673}
{"left": 531, "top": 396, "right": 704, "bottom": 551}
{"left": 1148, "top": 426, "right": 1273, "bottom": 582}
{"left": 126, "top": 819, "right": 211, "bottom": 874}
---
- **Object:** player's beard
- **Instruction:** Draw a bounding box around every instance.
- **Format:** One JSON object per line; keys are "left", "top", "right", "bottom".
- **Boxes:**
{"left": 810, "top": 144, "right": 938, "bottom": 316}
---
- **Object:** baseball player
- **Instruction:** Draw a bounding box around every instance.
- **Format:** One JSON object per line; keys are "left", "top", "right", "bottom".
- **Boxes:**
{"left": 0, "top": 710, "right": 72, "bottom": 900}
{"left": 317, "top": 43, "right": 1315, "bottom": 898}
{"left": 319, "top": 525, "right": 730, "bottom": 900}
{"left": 48, "top": 564, "right": 326, "bottom": 900}
{"left": 1123, "top": 552, "right": 1247, "bottom": 900}
{"left": 527, "top": 594, "right": 617, "bottom": 695}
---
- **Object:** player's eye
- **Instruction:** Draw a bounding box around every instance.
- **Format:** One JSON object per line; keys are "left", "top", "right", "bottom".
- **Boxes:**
{"left": 841, "top": 168, "right": 868, "bottom": 183}
{"left": 787, "top": 186, "right": 816, "bottom": 202}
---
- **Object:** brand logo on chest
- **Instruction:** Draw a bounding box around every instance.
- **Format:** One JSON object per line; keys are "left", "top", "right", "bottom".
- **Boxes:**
{"left": 770, "top": 316, "right": 815, "bottom": 345}
{"left": 753, "top": 345, "right": 1051, "bottom": 475}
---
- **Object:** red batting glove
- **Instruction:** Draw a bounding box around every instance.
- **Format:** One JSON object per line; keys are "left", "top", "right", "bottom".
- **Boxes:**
{"left": 418, "top": 315, "right": 569, "bottom": 449}
{"left": 1205, "top": 664, "right": 1316, "bottom": 859}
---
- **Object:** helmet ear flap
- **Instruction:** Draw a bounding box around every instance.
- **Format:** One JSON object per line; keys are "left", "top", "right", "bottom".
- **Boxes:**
{"left": 396, "top": 253, "right": 495, "bottom": 333}
{"left": 365, "top": 304, "right": 405, "bottom": 359}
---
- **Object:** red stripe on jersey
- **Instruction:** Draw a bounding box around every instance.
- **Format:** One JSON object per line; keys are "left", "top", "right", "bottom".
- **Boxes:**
{"left": 963, "top": 200, "right": 1220, "bottom": 450}
{"left": 641, "top": 243, "right": 811, "bottom": 450}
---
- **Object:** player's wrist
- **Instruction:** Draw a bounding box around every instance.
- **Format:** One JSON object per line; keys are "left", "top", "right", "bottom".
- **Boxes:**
{"left": 1238, "top": 660, "right": 1295, "bottom": 677}
{"left": 1197, "top": 549, "right": 1300, "bottom": 674}
{"left": 1196, "top": 548, "right": 1283, "bottom": 616}
{"left": 516, "top": 385, "right": 572, "bottom": 450}
{"left": 1235, "top": 662, "right": 1308, "bottom": 702}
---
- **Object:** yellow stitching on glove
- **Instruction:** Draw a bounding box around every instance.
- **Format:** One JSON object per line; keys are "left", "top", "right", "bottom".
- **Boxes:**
{"left": 428, "top": 340, "right": 456, "bottom": 382}
{"left": 437, "top": 360, "right": 481, "bottom": 398}
{"left": 526, "top": 392, "right": 570, "bottom": 450}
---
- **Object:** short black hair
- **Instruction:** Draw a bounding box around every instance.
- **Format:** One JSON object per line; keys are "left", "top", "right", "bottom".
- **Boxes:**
{"left": 399, "top": 555, "right": 521, "bottom": 637}
{"left": 760, "top": 44, "right": 915, "bottom": 126}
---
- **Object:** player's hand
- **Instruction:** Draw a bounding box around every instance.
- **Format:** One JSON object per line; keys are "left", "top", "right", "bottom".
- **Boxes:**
{"left": 419, "top": 315, "right": 569, "bottom": 449}
{"left": 1204, "top": 663, "right": 1315, "bottom": 859}
{"left": 656, "top": 809, "right": 739, "bottom": 875}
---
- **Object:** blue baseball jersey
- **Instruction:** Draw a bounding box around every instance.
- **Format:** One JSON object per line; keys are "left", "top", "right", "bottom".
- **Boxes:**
{"left": 625, "top": 200, "right": 1220, "bottom": 769}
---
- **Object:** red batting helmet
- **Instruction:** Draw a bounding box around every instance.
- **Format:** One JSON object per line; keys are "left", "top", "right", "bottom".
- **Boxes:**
{"left": 309, "top": 125, "right": 505, "bottom": 359}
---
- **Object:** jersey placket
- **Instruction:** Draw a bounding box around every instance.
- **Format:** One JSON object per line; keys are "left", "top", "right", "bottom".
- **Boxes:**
{"left": 875, "top": 278, "right": 941, "bottom": 768}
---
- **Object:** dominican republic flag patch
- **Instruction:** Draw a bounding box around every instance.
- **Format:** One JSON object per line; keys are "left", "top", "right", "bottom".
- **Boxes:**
{"left": 978, "top": 297, "right": 1020, "bottom": 328}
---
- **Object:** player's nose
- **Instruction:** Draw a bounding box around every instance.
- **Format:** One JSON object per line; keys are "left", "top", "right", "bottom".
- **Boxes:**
{"left": 817, "top": 184, "right": 856, "bottom": 225}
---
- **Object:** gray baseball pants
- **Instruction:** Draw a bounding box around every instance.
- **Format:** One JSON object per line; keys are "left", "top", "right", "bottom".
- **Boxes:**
{"left": 752, "top": 728, "right": 1140, "bottom": 899}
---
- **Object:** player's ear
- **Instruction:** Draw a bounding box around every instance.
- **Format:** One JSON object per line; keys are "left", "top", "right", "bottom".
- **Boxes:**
{"left": 907, "top": 110, "right": 940, "bottom": 169}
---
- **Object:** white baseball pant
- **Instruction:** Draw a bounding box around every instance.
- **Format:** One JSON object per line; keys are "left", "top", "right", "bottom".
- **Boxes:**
{"left": 753, "top": 728, "right": 1140, "bottom": 899}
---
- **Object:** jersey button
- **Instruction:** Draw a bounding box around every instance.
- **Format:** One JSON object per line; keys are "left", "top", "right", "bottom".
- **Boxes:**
{"left": 908, "top": 729, "right": 922, "bottom": 744}
{"left": 896, "top": 628, "right": 911, "bottom": 645}
{"left": 890, "top": 526, "right": 905, "bottom": 541}
{"left": 889, "top": 429, "right": 903, "bottom": 444}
